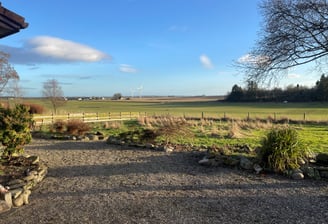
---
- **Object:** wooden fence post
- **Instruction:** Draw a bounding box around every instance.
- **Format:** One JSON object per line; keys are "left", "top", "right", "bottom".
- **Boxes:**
{"left": 51, "top": 113, "right": 54, "bottom": 123}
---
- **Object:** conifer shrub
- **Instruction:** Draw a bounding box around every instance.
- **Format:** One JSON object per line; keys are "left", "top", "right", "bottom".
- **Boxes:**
{"left": 0, "top": 104, "right": 33, "bottom": 158}
{"left": 258, "top": 127, "right": 310, "bottom": 173}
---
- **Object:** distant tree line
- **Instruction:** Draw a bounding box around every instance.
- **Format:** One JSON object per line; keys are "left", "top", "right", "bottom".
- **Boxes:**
{"left": 226, "top": 74, "right": 328, "bottom": 102}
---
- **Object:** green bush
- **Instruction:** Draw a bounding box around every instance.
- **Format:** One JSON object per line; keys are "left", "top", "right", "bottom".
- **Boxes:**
{"left": 258, "top": 127, "right": 310, "bottom": 173}
{"left": 0, "top": 104, "right": 33, "bottom": 158}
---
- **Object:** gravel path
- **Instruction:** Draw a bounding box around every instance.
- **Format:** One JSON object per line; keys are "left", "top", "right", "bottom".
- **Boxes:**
{"left": 0, "top": 139, "right": 327, "bottom": 224}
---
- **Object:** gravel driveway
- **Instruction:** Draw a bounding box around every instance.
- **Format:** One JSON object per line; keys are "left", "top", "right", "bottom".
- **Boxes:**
{"left": 0, "top": 139, "right": 327, "bottom": 224}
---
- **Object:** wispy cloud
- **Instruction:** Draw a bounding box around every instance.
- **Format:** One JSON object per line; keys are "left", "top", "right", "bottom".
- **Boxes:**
{"left": 40, "top": 73, "right": 93, "bottom": 80}
{"left": 0, "top": 36, "right": 111, "bottom": 64}
{"left": 200, "top": 54, "right": 214, "bottom": 69}
{"left": 119, "top": 64, "right": 138, "bottom": 73}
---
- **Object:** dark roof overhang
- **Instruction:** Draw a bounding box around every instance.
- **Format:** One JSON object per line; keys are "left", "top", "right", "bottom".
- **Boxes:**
{"left": 0, "top": 3, "right": 28, "bottom": 38}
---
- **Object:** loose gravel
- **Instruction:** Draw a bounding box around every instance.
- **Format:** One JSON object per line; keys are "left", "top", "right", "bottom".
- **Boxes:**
{"left": 0, "top": 139, "right": 327, "bottom": 224}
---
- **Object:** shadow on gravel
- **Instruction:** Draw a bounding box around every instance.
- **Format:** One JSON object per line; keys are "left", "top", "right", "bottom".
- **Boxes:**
{"left": 26, "top": 140, "right": 117, "bottom": 151}
{"left": 46, "top": 155, "right": 327, "bottom": 192}
{"left": 2, "top": 140, "right": 327, "bottom": 224}
{"left": 28, "top": 140, "right": 328, "bottom": 190}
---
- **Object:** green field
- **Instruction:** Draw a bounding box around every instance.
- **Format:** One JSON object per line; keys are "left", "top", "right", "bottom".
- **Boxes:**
{"left": 24, "top": 98, "right": 328, "bottom": 122}
{"left": 20, "top": 97, "right": 328, "bottom": 153}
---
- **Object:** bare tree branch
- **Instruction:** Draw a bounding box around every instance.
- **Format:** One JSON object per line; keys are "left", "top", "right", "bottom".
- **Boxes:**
{"left": 237, "top": 0, "right": 328, "bottom": 84}
{"left": 0, "top": 52, "right": 19, "bottom": 94}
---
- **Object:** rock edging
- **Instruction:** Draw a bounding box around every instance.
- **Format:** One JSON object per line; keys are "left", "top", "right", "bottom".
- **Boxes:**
{"left": 198, "top": 152, "right": 328, "bottom": 181}
{"left": 0, "top": 155, "right": 48, "bottom": 213}
{"left": 106, "top": 136, "right": 328, "bottom": 181}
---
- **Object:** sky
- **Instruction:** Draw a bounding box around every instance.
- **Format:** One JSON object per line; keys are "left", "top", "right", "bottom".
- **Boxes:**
{"left": 0, "top": 0, "right": 321, "bottom": 97}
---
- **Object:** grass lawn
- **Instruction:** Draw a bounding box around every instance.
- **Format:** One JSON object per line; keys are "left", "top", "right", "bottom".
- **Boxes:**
{"left": 17, "top": 97, "right": 328, "bottom": 153}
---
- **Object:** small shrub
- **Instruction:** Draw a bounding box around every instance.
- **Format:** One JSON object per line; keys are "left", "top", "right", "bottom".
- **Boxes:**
{"left": 0, "top": 104, "right": 33, "bottom": 158}
{"left": 258, "top": 127, "right": 310, "bottom": 173}
{"left": 24, "top": 103, "right": 45, "bottom": 114}
{"left": 52, "top": 120, "right": 67, "bottom": 133}
{"left": 66, "top": 119, "right": 90, "bottom": 135}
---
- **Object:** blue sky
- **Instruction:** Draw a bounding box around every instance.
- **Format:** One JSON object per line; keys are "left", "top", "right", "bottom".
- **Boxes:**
{"left": 0, "top": 0, "right": 320, "bottom": 97}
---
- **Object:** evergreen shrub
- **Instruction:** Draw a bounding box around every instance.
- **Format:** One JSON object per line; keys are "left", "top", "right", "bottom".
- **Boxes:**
{"left": 0, "top": 104, "right": 33, "bottom": 158}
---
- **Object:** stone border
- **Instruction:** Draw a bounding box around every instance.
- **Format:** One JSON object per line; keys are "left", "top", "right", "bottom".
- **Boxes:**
{"left": 0, "top": 155, "right": 48, "bottom": 213}
{"left": 107, "top": 136, "right": 328, "bottom": 181}
{"left": 198, "top": 153, "right": 328, "bottom": 180}
{"left": 32, "top": 131, "right": 105, "bottom": 141}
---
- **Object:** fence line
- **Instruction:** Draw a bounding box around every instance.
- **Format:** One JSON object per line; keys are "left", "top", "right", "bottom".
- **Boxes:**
{"left": 33, "top": 111, "right": 328, "bottom": 127}
{"left": 33, "top": 112, "right": 143, "bottom": 126}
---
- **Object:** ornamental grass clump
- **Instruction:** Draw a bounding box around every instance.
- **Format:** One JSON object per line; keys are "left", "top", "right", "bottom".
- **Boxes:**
{"left": 258, "top": 127, "right": 310, "bottom": 173}
{"left": 151, "top": 116, "right": 193, "bottom": 145}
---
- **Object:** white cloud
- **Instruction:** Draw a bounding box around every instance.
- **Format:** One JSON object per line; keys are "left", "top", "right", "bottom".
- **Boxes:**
{"left": 28, "top": 36, "right": 109, "bottom": 62}
{"left": 200, "top": 54, "right": 214, "bottom": 69}
{"left": 288, "top": 73, "right": 301, "bottom": 79}
{"left": 119, "top": 64, "right": 138, "bottom": 73}
{"left": 0, "top": 36, "right": 110, "bottom": 64}
{"left": 238, "top": 54, "right": 270, "bottom": 65}
{"left": 238, "top": 54, "right": 253, "bottom": 64}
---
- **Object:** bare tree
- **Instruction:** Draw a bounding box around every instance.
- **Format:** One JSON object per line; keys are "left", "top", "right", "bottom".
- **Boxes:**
{"left": 238, "top": 0, "right": 328, "bottom": 84}
{"left": 0, "top": 52, "right": 19, "bottom": 94}
{"left": 42, "top": 79, "right": 65, "bottom": 114}
{"left": 4, "top": 79, "right": 24, "bottom": 105}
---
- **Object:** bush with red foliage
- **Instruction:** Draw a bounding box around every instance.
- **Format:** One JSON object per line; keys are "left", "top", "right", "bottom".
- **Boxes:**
{"left": 52, "top": 120, "right": 66, "bottom": 133}
{"left": 23, "top": 103, "right": 45, "bottom": 114}
{"left": 66, "top": 119, "right": 90, "bottom": 135}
